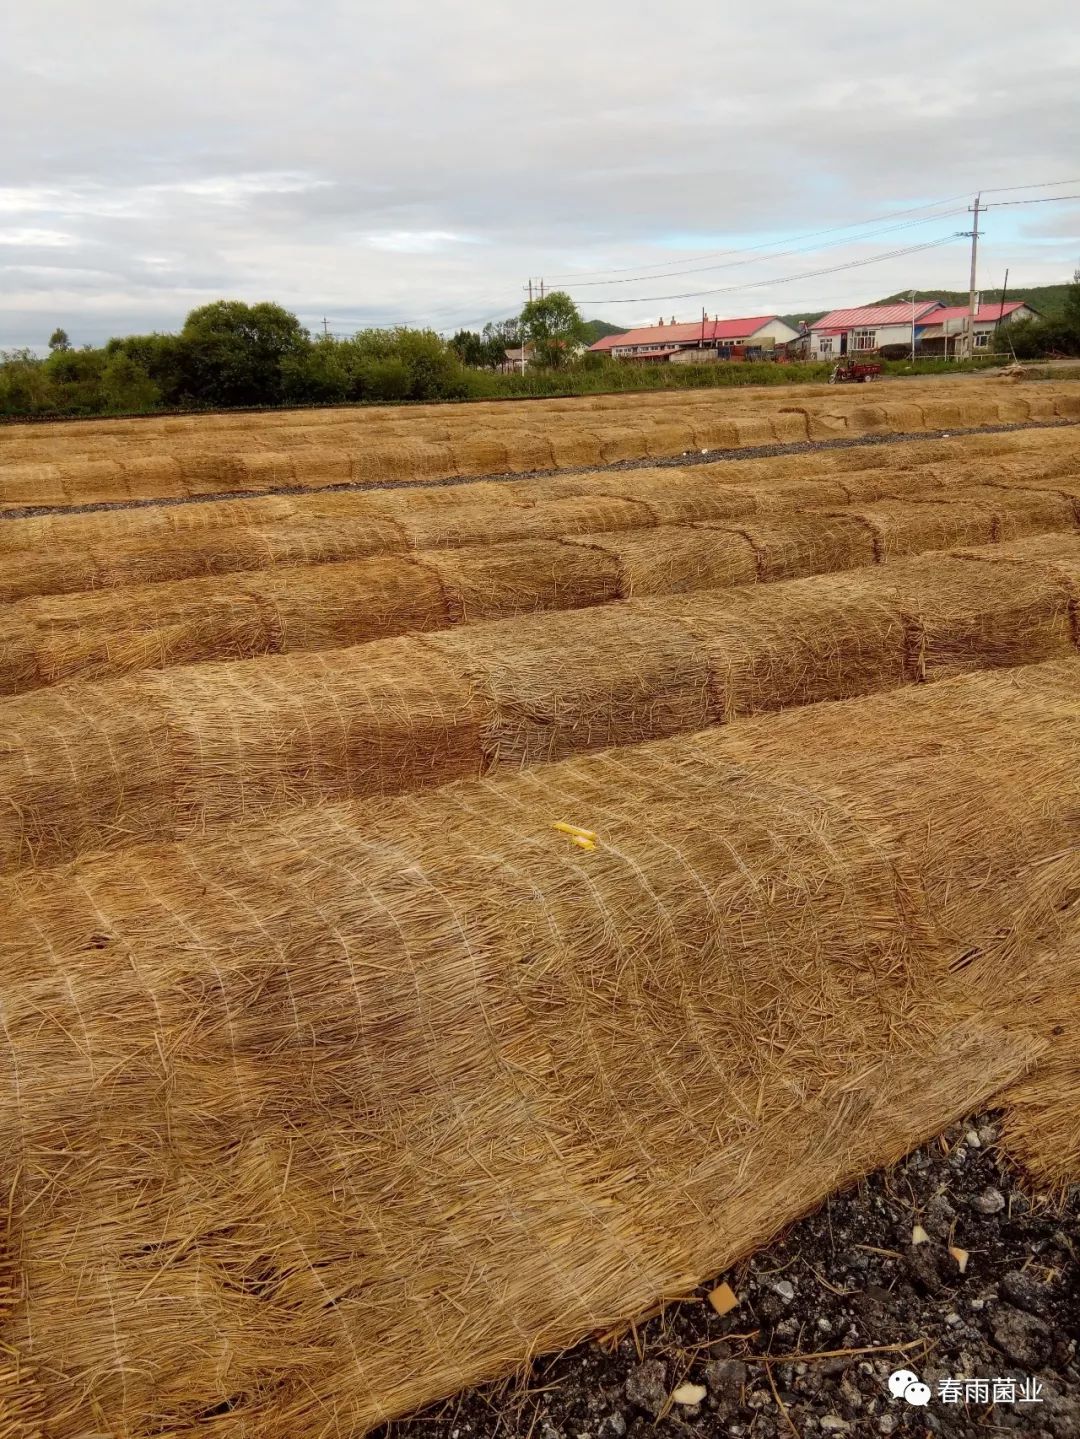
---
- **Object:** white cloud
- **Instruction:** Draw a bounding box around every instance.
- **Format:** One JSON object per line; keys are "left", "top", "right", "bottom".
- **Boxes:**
{"left": 0, "top": 228, "right": 79, "bottom": 247}
{"left": 366, "top": 231, "right": 478, "bottom": 253}
{"left": 1, "top": 0, "right": 1077, "bottom": 346}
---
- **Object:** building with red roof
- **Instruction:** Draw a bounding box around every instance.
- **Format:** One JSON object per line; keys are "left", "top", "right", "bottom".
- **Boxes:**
{"left": 808, "top": 299, "right": 1036, "bottom": 359}
{"left": 588, "top": 314, "right": 801, "bottom": 362}
{"left": 916, "top": 301, "right": 1037, "bottom": 353}
{"left": 808, "top": 301, "right": 942, "bottom": 359}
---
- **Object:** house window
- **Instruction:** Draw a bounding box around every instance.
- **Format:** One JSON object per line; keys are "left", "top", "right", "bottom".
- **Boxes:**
{"left": 974, "top": 331, "right": 989, "bottom": 348}
{"left": 851, "top": 329, "right": 876, "bottom": 351}
{"left": 818, "top": 336, "right": 833, "bottom": 355}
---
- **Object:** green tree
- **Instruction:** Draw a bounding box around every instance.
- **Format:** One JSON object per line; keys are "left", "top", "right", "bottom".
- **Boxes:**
{"left": 449, "top": 329, "right": 487, "bottom": 367}
{"left": 0, "top": 350, "right": 54, "bottom": 415}
{"left": 105, "top": 332, "right": 190, "bottom": 405}
{"left": 481, "top": 318, "right": 520, "bottom": 368}
{"left": 100, "top": 353, "right": 160, "bottom": 412}
{"left": 179, "top": 300, "right": 311, "bottom": 407}
{"left": 1063, "top": 267, "right": 1080, "bottom": 333}
{"left": 350, "top": 327, "right": 467, "bottom": 400}
{"left": 48, "top": 327, "right": 72, "bottom": 353}
{"left": 519, "top": 291, "right": 586, "bottom": 368}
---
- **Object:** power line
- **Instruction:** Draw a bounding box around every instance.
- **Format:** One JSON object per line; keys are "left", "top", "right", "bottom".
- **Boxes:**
{"left": 543, "top": 178, "right": 1080, "bottom": 286}
{"left": 561, "top": 208, "right": 969, "bottom": 288}
{"left": 981, "top": 194, "right": 1080, "bottom": 207}
{"left": 562, "top": 235, "right": 960, "bottom": 306}
{"left": 980, "top": 177, "right": 1080, "bottom": 193}
{"left": 543, "top": 192, "right": 974, "bottom": 280}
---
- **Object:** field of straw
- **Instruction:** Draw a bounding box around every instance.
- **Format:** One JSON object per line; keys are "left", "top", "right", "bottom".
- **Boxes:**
{"left": 2, "top": 378, "right": 1080, "bottom": 1438}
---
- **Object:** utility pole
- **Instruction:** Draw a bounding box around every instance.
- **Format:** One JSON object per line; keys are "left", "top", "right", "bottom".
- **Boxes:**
{"left": 539, "top": 278, "right": 545, "bottom": 299}
{"left": 527, "top": 278, "right": 534, "bottom": 303}
{"left": 322, "top": 316, "right": 329, "bottom": 338}
{"left": 964, "top": 194, "right": 982, "bottom": 359}
{"left": 910, "top": 291, "right": 917, "bottom": 363}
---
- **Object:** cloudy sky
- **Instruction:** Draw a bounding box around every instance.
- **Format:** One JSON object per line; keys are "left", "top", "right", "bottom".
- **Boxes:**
{"left": 2, "top": 0, "right": 1078, "bottom": 347}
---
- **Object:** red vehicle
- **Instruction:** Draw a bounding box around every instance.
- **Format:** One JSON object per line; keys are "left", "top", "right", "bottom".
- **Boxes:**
{"left": 829, "top": 360, "right": 883, "bottom": 384}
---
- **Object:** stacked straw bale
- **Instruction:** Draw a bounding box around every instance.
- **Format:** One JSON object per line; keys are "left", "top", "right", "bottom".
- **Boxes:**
{"left": 1, "top": 661, "right": 1079, "bottom": 1434}
{"left": 2, "top": 420, "right": 1076, "bottom": 563}
{"left": 3, "top": 543, "right": 1076, "bottom": 870}
{"left": 6, "top": 494, "right": 1077, "bottom": 693}
{"left": 8, "top": 438, "right": 1080, "bottom": 605}
{"left": 3, "top": 380, "right": 1078, "bottom": 506}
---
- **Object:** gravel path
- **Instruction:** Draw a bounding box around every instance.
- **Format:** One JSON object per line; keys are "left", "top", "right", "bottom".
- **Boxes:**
{"left": 374, "top": 1116, "right": 1078, "bottom": 1439}
{"left": 3, "top": 418, "right": 1078, "bottom": 522}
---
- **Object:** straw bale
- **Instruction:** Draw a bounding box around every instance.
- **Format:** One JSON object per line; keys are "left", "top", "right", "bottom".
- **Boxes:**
{"left": 549, "top": 428, "right": 605, "bottom": 467}
{"left": 728, "top": 416, "right": 783, "bottom": 447}
{"left": 892, "top": 554, "right": 1075, "bottom": 682}
{"left": 642, "top": 420, "right": 697, "bottom": 457}
{"left": 965, "top": 531, "right": 1080, "bottom": 586}
{"left": 702, "top": 512, "right": 876, "bottom": 582}
{"left": 644, "top": 576, "right": 907, "bottom": 717}
{"left": 449, "top": 433, "right": 511, "bottom": 474}
{"left": 427, "top": 605, "right": 715, "bottom": 767}
{"left": 400, "top": 494, "right": 654, "bottom": 548}
{"left": 843, "top": 500, "right": 997, "bottom": 560}
{"left": 0, "top": 641, "right": 486, "bottom": 868}
{"left": 353, "top": 479, "right": 534, "bottom": 517}
{"left": 4, "top": 544, "right": 1078, "bottom": 866}
{"left": 0, "top": 517, "right": 411, "bottom": 601}
{"left": 347, "top": 440, "right": 457, "bottom": 485}
{"left": 245, "top": 557, "right": 450, "bottom": 651}
{"left": 685, "top": 417, "right": 744, "bottom": 449}
{"left": 3, "top": 662, "right": 1080, "bottom": 1434}
{"left": 538, "top": 470, "right": 759, "bottom": 525}
{"left": 429, "top": 539, "right": 622, "bottom": 622}
{"left": 590, "top": 424, "right": 652, "bottom": 463}
{"left": 498, "top": 431, "right": 557, "bottom": 472}
{"left": 953, "top": 484, "right": 1078, "bottom": 539}
{"left": 566, "top": 525, "right": 758, "bottom": 597}
{"left": 836, "top": 466, "right": 949, "bottom": 503}
{"left": 0, "top": 463, "right": 69, "bottom": 508}
{"left": 0, "top": 623, "right": 38, "bottom": 695}
{"left": 744, "top": 477, "right": 854, "bottom": 511}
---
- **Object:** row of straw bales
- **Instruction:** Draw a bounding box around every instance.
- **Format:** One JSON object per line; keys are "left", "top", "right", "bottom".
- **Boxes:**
{"left": 3, "top": 438, "right": 1078, "bottom": 603}
{"left": 3, "top": 384, "right": 1078, "bottom": 507}
{"left": 2, "top": 376, "right": 1076, "bottom": 470}
{"left": 2, "top": 420, "right": 1077, "bottom": 558}
{"left": 3, "top": 538, "right": 1077, "bottom": 871}
{"left": 4, "top": 485, "right": 1078, "bottom": 693}
{"left": 1, "top": 658, "right": 1078, "bottom": 1436}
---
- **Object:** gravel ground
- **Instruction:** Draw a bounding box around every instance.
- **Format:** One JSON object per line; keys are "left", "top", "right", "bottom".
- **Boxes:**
{"left": 3, "top": 418, "right": 1078, "bottom": 521}
{"left": 374, "top": 1115, "right": 1078, "bottom": 1439}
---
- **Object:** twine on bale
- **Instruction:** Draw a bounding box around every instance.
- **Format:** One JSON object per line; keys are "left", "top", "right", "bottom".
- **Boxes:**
{"left": 1, "top": 661, "right": 1079, "bottom": 1435}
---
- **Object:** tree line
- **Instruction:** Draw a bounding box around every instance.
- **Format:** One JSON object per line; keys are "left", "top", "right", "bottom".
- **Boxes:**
{"left": 0, "top": 291, "right": 590, "bottom": 418}
{"left": 3, "top": 275, "right": 1076, "bottom": 420}
{"left": 1002, "top": 271, "right": 1080, "bottom": 359}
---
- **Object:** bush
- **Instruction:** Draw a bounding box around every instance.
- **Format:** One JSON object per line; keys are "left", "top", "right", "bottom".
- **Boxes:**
{"left": 100, "top": 354, "right": 160, "bottom": 412}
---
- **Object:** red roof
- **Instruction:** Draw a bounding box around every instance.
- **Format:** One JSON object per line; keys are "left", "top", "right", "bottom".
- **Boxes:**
{"left": 919, "top": 301, "right": 1028, "bottom": 326}
{"left": 811, "top": 302, "right": 941, "bottom": 330}
{"left": 588, "top": 315, "right": 784, "bottom": 352}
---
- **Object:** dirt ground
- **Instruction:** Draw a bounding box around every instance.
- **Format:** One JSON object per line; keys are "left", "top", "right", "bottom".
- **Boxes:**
{"left": 375, "top": 1116, "right": 1078, "bottom": 1439}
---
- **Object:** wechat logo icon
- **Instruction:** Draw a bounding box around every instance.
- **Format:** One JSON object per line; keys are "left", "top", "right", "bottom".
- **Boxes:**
{"left": 888, "top": 1369, "right": 932, "bottom": 1406}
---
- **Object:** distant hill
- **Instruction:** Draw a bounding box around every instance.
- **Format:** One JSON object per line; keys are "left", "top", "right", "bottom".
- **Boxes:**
{"left": 780, "top": 312, "right": 826, "bottom": 329}
{"left": 876, "top": 285, "right": 1071, "bottom": 319}
{"left": 581, "top": 319, "right": 625, "bottom": 342}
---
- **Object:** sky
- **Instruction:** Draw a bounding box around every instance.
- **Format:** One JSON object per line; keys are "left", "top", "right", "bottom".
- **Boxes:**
{"left": 2, "top": 0, "right": 1079, "bottom": 348}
